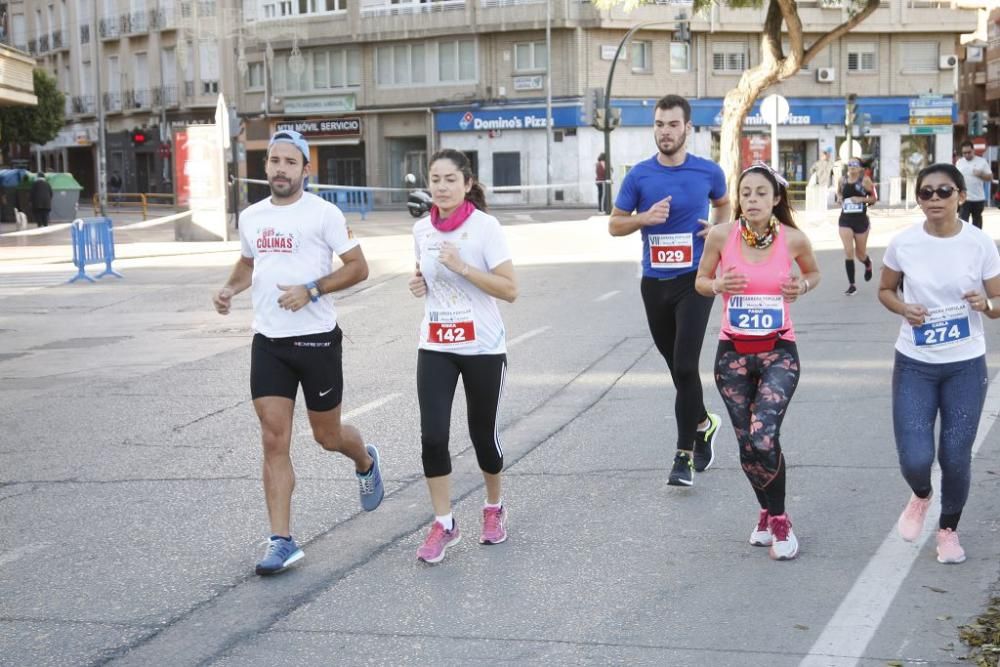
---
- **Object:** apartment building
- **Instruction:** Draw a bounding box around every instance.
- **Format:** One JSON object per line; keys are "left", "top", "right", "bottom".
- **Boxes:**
{"left": 10, "top": 0, "right": 239, "bottom": 198}
{"left": 237, "top": 0, "right": 973, "bottom": 206}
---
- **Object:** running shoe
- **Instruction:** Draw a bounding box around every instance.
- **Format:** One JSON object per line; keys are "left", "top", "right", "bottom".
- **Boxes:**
{"left": 693, "top": 412, "right": 721, "bottom": 472}
{"left": 768, "top": 514, "right": 799, "bottom": 561}
{"left": 897, "top": 492, "right": 932, "bottom": 542}
{"left": 749, "top": 509, "right": 772, "bottom": 547}
{"left": 357, "top": 444, "right": 384, "bottom": 512}
{"left": 863, "top": 256, "right": 873, "bottom": 282}
{"left": 845, "top": 284, "right": 858, "bottom": 296}
{"left": 668, "top": 451, "right": 694, "bottom": 487}
{"left": 480, "top": 506, "right": 508, "bottom": 545}
{"left": 935, "top": 528, "right": 966, "bottom": 564}
{"left": 417, "top": 520, "right": 461, "bottom": 564}
{"left": 255, "top": 536, "right": 304, "bottom": 576}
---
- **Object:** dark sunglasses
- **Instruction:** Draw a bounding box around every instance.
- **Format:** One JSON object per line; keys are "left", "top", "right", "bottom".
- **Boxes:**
{"left": 917, "top": 185, "right": 958, "bottom": 201}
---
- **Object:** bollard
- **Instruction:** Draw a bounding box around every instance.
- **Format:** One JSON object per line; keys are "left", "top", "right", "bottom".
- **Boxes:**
{"left": 68, "top": 217, "right": 124, "bottom": 284}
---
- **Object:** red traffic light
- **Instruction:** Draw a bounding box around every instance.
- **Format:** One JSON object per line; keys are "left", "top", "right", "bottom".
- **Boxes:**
{"left": 131, "top": 129, "right": 148, "bottom": 145}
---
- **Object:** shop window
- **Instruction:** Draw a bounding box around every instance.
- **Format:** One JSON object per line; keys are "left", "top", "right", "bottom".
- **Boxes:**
{"left": 493, "top": 152, "right": 521, "bottom": 192}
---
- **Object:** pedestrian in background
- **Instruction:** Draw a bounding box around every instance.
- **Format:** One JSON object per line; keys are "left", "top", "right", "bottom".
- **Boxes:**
{"left": 955, "top": 140, "right": 990, "bottom": 229}
{"left": 212, "top": 129, "right": 384, "bottom": 576}
{"left": 835, "top": 159, "right": 876, "bottom": 296}
{"left": 30, "top": 171, "right": 52, "bottom": 227}
{"left": 878, "top": 163, "right": 1000, "bottom": 564}
{"left": 408, "top": 148, "right": 518, "bottom": 564}
{"left": 696, "top": 162, "right": 820, "bottom": 561}
{"left": 809, "top": 148, "right": 834, "bottom": 190}
{"left": 596, "top": 152, "right": 608, "bottom": 212}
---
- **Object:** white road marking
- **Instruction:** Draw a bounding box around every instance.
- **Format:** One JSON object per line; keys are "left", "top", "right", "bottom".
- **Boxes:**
{"left": 342, "top": 392, "right": 401, "bottom": 421}
{"left": 799, "top": 368, "right": 1000, "bottom": 667}
{"left": 507, "top": 326, "right": 551, "bottom": 348}
{"left": 594, "top": 290, "right": 621, "bottom": 302}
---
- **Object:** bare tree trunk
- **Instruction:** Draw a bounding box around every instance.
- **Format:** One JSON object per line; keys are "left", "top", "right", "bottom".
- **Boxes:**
{"left": 716, "top": 0, "right": 880, "bottom": 197}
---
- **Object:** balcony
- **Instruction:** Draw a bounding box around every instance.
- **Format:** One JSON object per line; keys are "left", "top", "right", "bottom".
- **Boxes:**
{"left": 26, "top": 39, "right": 36, "bottom": 55}
{"left": 480, "top": 0, "right": 544, "bottom": 6}
{"left": 126, "top": 88, "right": 152, "bottom": 109}
{"left": 155, "top": 85, "right": 180, "bottom": 107}
{"left": 99, "top": 17, "right": 121, "bottom": 39}
{"left": 184, "top": 80, "right": 195, "bottom": 97}
{"left": 125, "top": 11, "right": 149, "bottom": 33}
{"left": 104, "top": 91, "right": 123, "bottom": 112}
{"left": 72, "top": 95, "right": 97, "bottom": 115}
{"left": 51, "top": 30, "right": 64, "bottom": 50}
{"left": 80, "top": 25, "right": 90, "bottom": 44}
{"left": 197, "top": 1, "right": 216, "bottom": 17}
{"left": 38, "top": 34, "right": 49, "bottom": 52}
{"left": 361, "top": 0, "right": 465, "bottom": 17}
{"left": 0, "top": 44, "right": 38, "bottom": 106}
{"left": 152, "top": 2, "right": 180, "bottom": 30}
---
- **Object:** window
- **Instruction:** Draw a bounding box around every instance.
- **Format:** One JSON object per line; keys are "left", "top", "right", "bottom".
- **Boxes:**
{"left": 670, "top": 42, "right": 689, "bottom": 72}
{"left": 902, "top": 41, "right": 938, "bottom": 72}
{"left": 247, "top": 62, "right": 265, "bottom": 89}
{"left": 493, "top": 152, "right": 521, "bottom": 190}
{"left": 631, "top": 41, "right": 651, "bottom": 72}
{"left": 712, "top": 42, "right": 746, "bottom": 72}
{"left": 376, "top": 39, "right": 476, "bottom": 86}
{"left": 277, "top": 47, "right": 360, "bottom": 92}
{"left": 514, "top": 41, "right": 546, "bottom": 72}
{"left": 781, "top": 38, "right": 815, "bottom": 70}
{"left": 847, "top": 42, "right": 876, "bottom": 72}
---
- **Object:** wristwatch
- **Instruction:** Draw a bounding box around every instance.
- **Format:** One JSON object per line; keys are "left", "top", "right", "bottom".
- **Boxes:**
{"left": 306, "top": 281, "right": 321, "bottom": 302}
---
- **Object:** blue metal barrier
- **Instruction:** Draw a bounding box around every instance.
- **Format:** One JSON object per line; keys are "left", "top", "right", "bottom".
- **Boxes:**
{"left": 317, "top": 189, "right": 373, "bottom": 220}
{"left": 68, "top": 217, "right": 123, "bottom": 284}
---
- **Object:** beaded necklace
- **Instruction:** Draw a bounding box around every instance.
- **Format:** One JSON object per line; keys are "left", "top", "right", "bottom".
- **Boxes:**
{"left": 739, "top": 216, "right": 780, "bottom": 249}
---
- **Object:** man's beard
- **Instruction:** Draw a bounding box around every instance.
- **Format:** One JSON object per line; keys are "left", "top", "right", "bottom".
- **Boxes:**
{"left": 269, "top": 176, "right": 301, "bottom": 198}
{"left": 657, "top": 134, "right": 686, "bottom": 157}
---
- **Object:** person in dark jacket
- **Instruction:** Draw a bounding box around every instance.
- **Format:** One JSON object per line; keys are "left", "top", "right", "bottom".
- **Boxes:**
{"left": 30, "top": 172, "right": 53, "bottom": 227}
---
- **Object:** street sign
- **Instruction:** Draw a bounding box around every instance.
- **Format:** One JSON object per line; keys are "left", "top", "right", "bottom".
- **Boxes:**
{"left": 908, "top": 95, "right": 952, "bottom": 135}
{"left": 760, "top": 94, "right": 790, "bottom": 124}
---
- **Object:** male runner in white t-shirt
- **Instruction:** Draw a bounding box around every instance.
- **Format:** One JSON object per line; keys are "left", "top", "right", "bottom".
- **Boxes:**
{"left": 956, "top": 140, "right": 991, "bottom": 229}
{"left": 213, "top": 130, "right": 383, "bottom": 575}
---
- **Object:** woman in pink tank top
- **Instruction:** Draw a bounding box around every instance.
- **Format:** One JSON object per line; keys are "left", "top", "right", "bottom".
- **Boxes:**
{"left": 695, "top": 163, "right": 821, "bottom": 561}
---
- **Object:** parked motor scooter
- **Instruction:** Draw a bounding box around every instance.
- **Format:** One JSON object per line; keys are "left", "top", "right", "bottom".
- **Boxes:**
{"left": 405, "top": 173, "right": 432, "bottom": 218}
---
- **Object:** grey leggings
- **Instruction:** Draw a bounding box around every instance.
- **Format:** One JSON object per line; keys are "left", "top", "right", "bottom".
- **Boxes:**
{"left": 892, "top": 352, "right": 988, "bottom": 526}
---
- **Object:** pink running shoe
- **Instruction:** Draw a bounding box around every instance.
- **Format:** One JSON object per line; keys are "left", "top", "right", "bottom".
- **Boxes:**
{"left": 935, "top": 528, "right": 966, "bottom": 564}
{"left": 416, "top": 520, "right": 461, "bottom": 564}
{"left": 749, "top": 509, "right": 772, "bottom": 547}
{"left": 897, "top": 492, "right": 932, "bottom": 542}
{"left": 768, "top": 514, "right": 799, "bottom": 561}
{"left": 480, "top": 506, "right": 508, "bottom": 545}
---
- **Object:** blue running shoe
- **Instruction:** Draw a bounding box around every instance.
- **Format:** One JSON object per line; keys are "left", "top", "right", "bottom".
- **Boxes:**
{"left": 255, "top": 536, "right": 303, "bottom": 576}
{"left": 357, "top": 444, "right": 384, "bottom": 512}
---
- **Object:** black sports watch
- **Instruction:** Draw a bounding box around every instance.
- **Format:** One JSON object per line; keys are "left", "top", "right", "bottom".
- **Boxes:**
{"left": 306, "top": 281, "right": 321, "bottom": 302}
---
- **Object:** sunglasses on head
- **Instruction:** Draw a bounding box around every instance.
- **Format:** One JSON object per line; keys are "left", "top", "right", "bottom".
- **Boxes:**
{"left": 917, "top": 185, "right": 958, "bottom": 201}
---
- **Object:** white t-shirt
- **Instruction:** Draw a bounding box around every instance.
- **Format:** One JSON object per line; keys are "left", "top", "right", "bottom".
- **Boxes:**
{"left": 239, "top": 192, "right": 359, "bottom": 338}
{"left": 414, "top": 209, "right": 512, "bottom": 355}
{"left": 956, "top": 156, "right": 990, "bottom": 202}
{"left": 883, "top": 221, "right": 1000, "bottom": 363}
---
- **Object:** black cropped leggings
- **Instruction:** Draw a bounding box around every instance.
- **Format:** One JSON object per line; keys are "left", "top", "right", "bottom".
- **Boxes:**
{"left": 640, "top": 272, "right": 714, "bottom": 451}
{"left": 417, "top": 349, "right": 507, "bottom": 478}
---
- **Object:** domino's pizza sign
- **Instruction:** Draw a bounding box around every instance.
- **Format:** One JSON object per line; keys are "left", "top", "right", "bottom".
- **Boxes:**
{"left": 459, "top": 112, "right": 474, "bottom": 130}
{"left": 438, "top": 106, "right": 584, "bottom": 132}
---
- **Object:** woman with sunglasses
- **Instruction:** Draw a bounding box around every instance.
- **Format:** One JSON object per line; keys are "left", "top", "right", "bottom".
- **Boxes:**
{"left": 835, "top": 159, "right": 876, "bottom": 296}
{"left": 878, "top": 163, "right": 1000, "bottom": 564}
{"left": 696, "top": 163, "right": 820, "bottom": 561}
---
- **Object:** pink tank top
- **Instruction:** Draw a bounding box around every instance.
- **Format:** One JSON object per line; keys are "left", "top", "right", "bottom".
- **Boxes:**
{"left": 719, "top": 222, "right": 796, "bottom": 342}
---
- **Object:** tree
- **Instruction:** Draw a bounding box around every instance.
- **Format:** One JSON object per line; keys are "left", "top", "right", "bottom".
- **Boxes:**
{"left": 595, "top": 0, "right": 880, "bottom": 192}
{"left": 0, "top": 69, "right": 65, "bottom": 151}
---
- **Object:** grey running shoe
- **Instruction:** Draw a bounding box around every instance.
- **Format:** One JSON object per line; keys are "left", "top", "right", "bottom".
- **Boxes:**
{"left": 357, "top": 444, "right": 384, "bottom": 511}
{"left": 668, "top": 452, "right": 694, "bottom": 487}
{"left": 255, "top": 536, "right": 304, "bottom": 576}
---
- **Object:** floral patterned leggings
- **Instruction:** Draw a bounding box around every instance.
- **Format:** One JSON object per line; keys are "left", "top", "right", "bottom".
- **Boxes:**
{"left": 714, "top": 341, "right": 800, "bottom": 516}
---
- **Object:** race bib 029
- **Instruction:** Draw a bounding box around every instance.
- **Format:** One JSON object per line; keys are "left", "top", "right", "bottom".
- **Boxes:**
{"left": 649, "top": 233, "right": 693, "bottom": 269}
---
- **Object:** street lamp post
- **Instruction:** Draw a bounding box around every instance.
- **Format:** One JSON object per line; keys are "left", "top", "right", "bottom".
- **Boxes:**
{"left": 602, "top": 20, "right": 675, "bottom": 214}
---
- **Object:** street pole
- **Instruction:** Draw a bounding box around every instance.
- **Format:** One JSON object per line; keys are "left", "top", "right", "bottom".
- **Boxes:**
{"left": 602, "top": 20, "right": 672, "bottom": 214}
{"left": 545, "top": 1, "right": 552, "bottom": 207}
{"left": 93, "top": 0, "right": 107, "bottom": 216}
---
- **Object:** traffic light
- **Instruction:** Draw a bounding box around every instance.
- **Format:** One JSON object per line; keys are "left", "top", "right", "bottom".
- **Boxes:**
{"left": 845, "top": 94, "right": 857, "bottom": 129}
{"left": 860, "top": 112, "right": 872, "bottom": 136}
{"left": 584, "top": 87, "right": 605, "bottom": 128}
{"left": 675, "top": 11, "right": 690, "bottom": 42}
{"left": 130, "top": 128, "right": 149, "bottom": 146}
{"left": 970, "top": 111, "right": 988, "bottom": 137}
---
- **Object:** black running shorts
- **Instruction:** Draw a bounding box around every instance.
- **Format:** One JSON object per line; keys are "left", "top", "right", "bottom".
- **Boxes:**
{"left": 250, "top": 326, "right": 344, "bottom": 411}
{"left": 838, "top": 214, "right": 870, "bottom": 235}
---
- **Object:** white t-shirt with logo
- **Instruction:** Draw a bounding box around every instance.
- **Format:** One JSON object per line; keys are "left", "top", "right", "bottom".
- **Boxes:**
{"left": 956, "top": 155, "right": 990, "bottom": 203}
{"left": 883, "top": 221, "right": 1000, "bottom": 363}
{"left": 239, "top": 192, "right": 359, "bottom": 338}
{"left": 414, "top": 209, "right": 512, "bottom": 355}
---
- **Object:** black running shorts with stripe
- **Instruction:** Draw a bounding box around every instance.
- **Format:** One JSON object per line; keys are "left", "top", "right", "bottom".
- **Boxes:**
{"left": 250, "top": 326, "right": 344, "bottom": 412}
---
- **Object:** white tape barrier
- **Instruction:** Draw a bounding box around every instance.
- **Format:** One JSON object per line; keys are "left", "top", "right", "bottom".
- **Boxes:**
{"left": 238, "top": 177, "right": 609, "bottom": 194}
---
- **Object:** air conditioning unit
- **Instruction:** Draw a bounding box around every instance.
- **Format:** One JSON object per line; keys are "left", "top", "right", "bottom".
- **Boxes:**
{"left": 816, "top": 67, "right": 836, "bottom": 83}
{"left": 939, "top": 54, "right": 958, "bottom": 70}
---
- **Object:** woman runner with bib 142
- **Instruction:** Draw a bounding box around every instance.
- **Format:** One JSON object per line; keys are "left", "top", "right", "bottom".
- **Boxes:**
{"left": 695, "top": 162, "right": 821, "bottom": 561}
{"left": 878, "top": 163, "right": 1000, "bottom": 564}
{"left": 408, "top": 149, "right": 518, "bottom": 564}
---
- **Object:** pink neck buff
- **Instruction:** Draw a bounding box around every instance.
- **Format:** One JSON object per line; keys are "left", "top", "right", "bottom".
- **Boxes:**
{"left": 430, "top": 199, "right": 475, "bottom": 232}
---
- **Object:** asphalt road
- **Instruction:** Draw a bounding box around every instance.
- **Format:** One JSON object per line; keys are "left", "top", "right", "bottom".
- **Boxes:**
{"left": 1, "top": 210, "right": 999, "bottom": 666}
